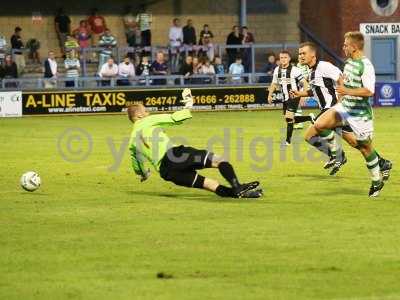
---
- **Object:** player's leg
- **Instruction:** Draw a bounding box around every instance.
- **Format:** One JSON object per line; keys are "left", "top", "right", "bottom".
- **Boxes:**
{"left": 293, "top": 98, "right": 314, "bottom": 125}
{"left": 202, "top": 177, "right": 262, "bottom": 198}
{"left": 304, "top": 108, "right": 342, "bottom": 157}
{"left": 342, "top": 130, "right": 392, "bottom": 182}
{"left": 168, "top": 145, "right": 260, "bottom": 197}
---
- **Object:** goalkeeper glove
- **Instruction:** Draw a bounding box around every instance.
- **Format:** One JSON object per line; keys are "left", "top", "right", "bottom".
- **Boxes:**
{"left": 181, "top": 88, "right": 194, "bottom": 109}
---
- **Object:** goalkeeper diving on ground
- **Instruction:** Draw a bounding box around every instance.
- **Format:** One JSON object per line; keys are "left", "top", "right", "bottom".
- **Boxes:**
{"left": 127, "top": 88, "right": 263, "bottom": 199}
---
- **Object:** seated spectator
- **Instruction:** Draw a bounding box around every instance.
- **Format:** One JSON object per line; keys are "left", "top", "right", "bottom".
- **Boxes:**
{"left": 98, "top": 57, "right": 118, "bottom": 86}
{"left": 64, "top": 35, "right": 79, "bottom": 57}
{"left": 136, "top": 56, "right": 151, "bottom": 84}
{"left": 73, "top": 20, "right": 91, "bottom": 52}
{"left": 26, "top": 38, "right": 41, "bottom": 64}
{"left": 98, "top": 29, "right": 117, "bottom": 73}
{"left": 180, "top": 55, "right": 193, "bottom": 84}
{"left": 117, "top": 56, "right": 135, "bottom": 86}
{"left": 64, "top": 51, "right": 80, "bottom": 88}
{"left": 183, "top": 19, "right": 196, "bottom": 46}
{"left": 180, "top": 55, "right": 193, "bottom": 77}
{"left": 199, "top": 57, "right": 215, "bottom": 84}
{"left": 214, "top": 56, "right": 225, "bottom": 75}
{"left": 229, "top": 56, "right": 244, "bottom": 83}
{"left": 169, "top": 18, "right": 183, "bottom": 74}
{"left": 0, "top": 54, "right": 18, "bottom": 88}
{"left": 150, "top": 51, "right": 168, "bottom": 85}
{"left": 0, "top": 34, "right": 7, "bottom": 65}
{"left": 259, "top": 53, "right": 277, "bottom": 83}
{"left": 43, "top": 51, "right": 58, "bottom": 88}
{"left": 214, "top": 56, "right": 226, "bottom": 83}
{"left": 191, "top": 56, "right": 202, "bottom": 84}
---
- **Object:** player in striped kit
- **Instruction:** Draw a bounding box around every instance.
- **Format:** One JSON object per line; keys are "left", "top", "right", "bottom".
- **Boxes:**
{"left": 291, "top": 42, "right": 347, "bottom": 175}
{"left": 268, "top": 50, "right": 314, "bottom": 145}
{"left": 302, "top": 32, "right": 392, "bottom": 197}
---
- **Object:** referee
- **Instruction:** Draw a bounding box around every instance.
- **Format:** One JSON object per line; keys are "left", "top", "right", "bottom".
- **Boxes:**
{"left": 268, "top": 50, "right": 313, "bottom": 145}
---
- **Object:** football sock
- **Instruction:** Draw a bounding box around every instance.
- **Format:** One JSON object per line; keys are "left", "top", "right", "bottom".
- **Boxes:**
{"left": 321, "top": 130, "right": 337, "bottom": 158}
{"left": 218, "top": 162, "right": 239, "bottom": 188}
{"left": 365, "top": 151, "right": 381, "bottom": 185}
{"left": 286, "top": 120, "right": 294, "bottom": 143}
{"left": 307, "top": 135, "right": 331, "bottom": 157}
{"left": 215, "top": 185, "right": 234, "bottom": 198}
{"left": 294, "top": 116, "right": 312, "bottom": 123}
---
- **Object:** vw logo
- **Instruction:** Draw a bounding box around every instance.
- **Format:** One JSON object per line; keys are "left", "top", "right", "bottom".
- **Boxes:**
{"left": 381, "top": 84, "right": 394, "bottom": 99}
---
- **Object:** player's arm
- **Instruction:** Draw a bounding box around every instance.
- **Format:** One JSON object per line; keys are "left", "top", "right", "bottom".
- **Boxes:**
{"left": 130, "top": 146, "right": 150, "bottom": 181}
{"left": 267, "top": 68, "right": 279, "bottom": 103}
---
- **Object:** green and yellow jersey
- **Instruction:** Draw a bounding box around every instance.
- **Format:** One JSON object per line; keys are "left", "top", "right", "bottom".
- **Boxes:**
{"left": 341, "top": 57, "right": 376, "bottom": 120}
{"left": 128, "top": 109, "right": 192, "bottom": 176}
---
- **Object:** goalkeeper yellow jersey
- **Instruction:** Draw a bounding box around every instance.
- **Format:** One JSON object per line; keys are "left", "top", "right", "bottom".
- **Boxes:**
{"left": 128, "top": 109, "right": 192, "bottom": 176}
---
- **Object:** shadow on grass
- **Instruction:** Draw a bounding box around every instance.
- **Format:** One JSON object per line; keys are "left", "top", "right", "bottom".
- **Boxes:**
{"left": 126, "top": 190, "right": 260, "bottom": 204}
{"left": 286, "top": 173, "right": 345, "bottom": 180}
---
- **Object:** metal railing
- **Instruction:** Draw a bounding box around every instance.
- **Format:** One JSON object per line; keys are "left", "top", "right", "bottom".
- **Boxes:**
{"left": 0, "top": 73, "right": 272, "bottom": 91}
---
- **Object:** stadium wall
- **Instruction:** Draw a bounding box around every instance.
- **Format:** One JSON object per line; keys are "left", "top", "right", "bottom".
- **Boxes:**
{"left": 300, "top": 0, "right": 400, "bottom": 57}
{"left": 0, "top": 0, "right": 300, "bottom": 57}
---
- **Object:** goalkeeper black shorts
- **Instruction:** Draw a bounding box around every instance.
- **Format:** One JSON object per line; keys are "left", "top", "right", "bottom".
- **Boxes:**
{"left": 159, "top": 145, "right": 214, "bottom": 188}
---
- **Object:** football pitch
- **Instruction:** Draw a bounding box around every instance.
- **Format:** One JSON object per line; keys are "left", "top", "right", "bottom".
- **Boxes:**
{"left": 1, "top": 108, "right": 399, "bottom": 300}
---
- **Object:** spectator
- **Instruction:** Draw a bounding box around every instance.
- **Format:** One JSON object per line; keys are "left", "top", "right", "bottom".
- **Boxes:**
{"left": 150, "top": 51, "right": 168, "bottom": 85}
{"left": 199, "top": 57, "right": 215, "bottom": 84}
{"left": 0, "top": 34, "right": 8, "bottom": 65}
{"left": 64, "top": 35, "right": 79, "bottom": 57}
{"left": 136, "top": 56, "right": 151, "bottom": 84}
{"left": 183, "top": 19, "right": 196, "bottom": 46}
{"left": 180, "top": 55, "right": 193, "bottom": 84}
{"left": 88, "top": 8, "right": 107, "bottom": 49}
{"left": 26, "top": 38, "right": 41, "bottom": 64}
{"left": 98, "top": 29, "right": 117, "bottom": 73}
{"left": 43, "top": 51, "right": 58, "bottom": 88}
{"left": 229, "top": 56, "right": 244, "bottom": 83}
{"left": 10, "top": 27, "right": 25, "bottom": 76}
{"left": 259, "top": 53, "right": 277, "bottom": 83}
{"left": 98, "top": 57, "right": 118, "bottom": 86}
{"left": 123, "top": 6, "right": 141, "bottom": 48}
{"left": 214, "top": 56, "right": 225, "bottom": 75}
{"left": 54, "top": 8, "right": 71, "bottom": 57}
{"left": 169, "top": 18, "right": 183, "bottom": 74}
{"left": 73, "top": 20, "right": 91, "bottom": 51}
{"left": 241, "top": 26, "right": 254, "bottom": 73}
{"left": 226, "top": 26, "right": 243, "bottom": 66}
{"left": 118, "top": 56, "right": 135, "bottom": 86}
{"left": 64, "top": 51, "right": 80, "bottom": 87}
{"left": 180, "top": 55, "right": 193, "bottom": 77}
{"left": 199, "top": 24, "right": 214, "bottom": 45}
{"left": 0, "top": 54, "right": 18, "bottom": 88}
{"left": 136, "top": 5, "right": 152, "bottom": 47}
{"left": 191, "top": 56, "right": 202, "bottom": 84}
{"left": 199, "top": 24, "right": 215, "bottom": 61}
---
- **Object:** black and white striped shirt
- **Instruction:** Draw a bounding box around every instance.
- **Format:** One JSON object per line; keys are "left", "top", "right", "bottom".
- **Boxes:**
{"left": 272, "top": 65, "right": 304, "bottom": 101}
{"left": 308, "top": 61, "right": 342, "bottom": 110}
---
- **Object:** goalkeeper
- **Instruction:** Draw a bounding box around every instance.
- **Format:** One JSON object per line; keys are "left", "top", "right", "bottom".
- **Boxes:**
{"left": 128, "top": 89, "right": 262, "bottom": 199}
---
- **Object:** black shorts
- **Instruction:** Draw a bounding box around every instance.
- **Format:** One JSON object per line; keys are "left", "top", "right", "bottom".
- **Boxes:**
{"left": 282, "top": 97, "right": 300, "bottom": 115}
{"left": 159, "top": 145, "right": 214, "bottom": 188}
{"left": 315, "top": 108, "right": 353, "bottom": 133}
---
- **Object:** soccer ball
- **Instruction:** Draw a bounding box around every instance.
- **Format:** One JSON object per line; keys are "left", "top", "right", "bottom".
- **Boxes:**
{"left": 20, "top": 171, "right": 41, "bottom": 192}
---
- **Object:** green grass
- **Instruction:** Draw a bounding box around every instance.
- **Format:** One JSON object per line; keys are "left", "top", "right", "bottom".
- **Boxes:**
{"left": 0, "top": 108, "right": 399, "bottom": 300}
